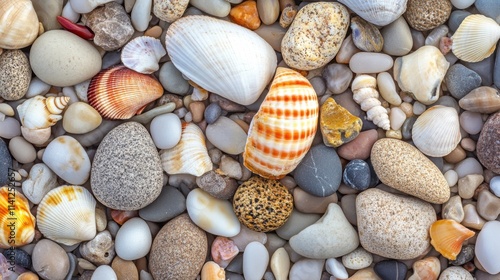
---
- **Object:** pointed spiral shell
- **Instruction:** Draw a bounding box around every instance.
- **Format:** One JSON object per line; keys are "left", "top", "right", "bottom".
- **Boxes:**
{"left": 351, "top": 75, "right": 390, "bottom": 130}
{"left": 17, "top": 95, "right": 70, "bottom": 130}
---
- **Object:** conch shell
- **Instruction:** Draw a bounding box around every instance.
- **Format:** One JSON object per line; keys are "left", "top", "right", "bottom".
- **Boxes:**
{"left": 0, "top": 0, "right": 40, "bottom": 49}
{"left": 351, "top": 75, "right": 390, "bottom": 130}
{"left": 17, "top": 95, "right": 70, "bottom": 130}
{"left": 429, "top": 219, "right": 475, "bottom": 260}
{"left": 0, "top": 187, "right": 36, "bottom": 249}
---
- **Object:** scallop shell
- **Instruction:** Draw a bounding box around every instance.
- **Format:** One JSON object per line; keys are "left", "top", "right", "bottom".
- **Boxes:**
{"left": 121, "top": 36, "right": 166, "bottom": 74}
{"left": 160, "top": 122, "right": 213, "bottom": 177}
{"left": 17, "top": 95, "right": 70, "bottom": 130}
{"left": 201, "top": 261, "right": 226, "bottom": 280}
{"left": 459, "top": 86, "right": 500, "bottom": 114}
{"left": 165, "top": 15, "right": 277, "bottom": 105}
{"left": 451, "top": 14, "right": 500, "bottom": 63}
{"left": 87, "top": 65, "right": 164, "bottom": 120}
{"left": 243, "top": 67, "right": 319, "bottom": 180}
{"left": 429, "top": 219, "right": 475, "bottom": 260}
{"left": 0, "top": 0, "right": 40, "bottom": 49}
{"left": 351, "top": 75, "right": 390, "bottom": 130}
{"left": 36, "top": 185, "right": 97, "bottom": 246}
{"left": 337, "top": 0, "right": 408, "bottom": 26}
{"left": 412, "top": 105, "right": 461, "bottom": 157}
{"left": 0, "top": 187, "right": 36, "bottom": 249}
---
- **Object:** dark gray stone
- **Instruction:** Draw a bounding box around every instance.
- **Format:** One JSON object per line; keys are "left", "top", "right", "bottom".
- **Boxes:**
{"left": 445, "top": 64, "right": 482, "bottom": 99}
{"left": 475, "top": 0, "right": 500, "bottom": 22}
{"left": 139, "top": 185, "right": 186, "bottom": 223}
{"left": 448, "top": 10, "right": 470, "bottom": 32}
{"left": 463, "top": 54, "right": 495, "bottom": 86}
{"left": 451, "top": 245, "right": 474, "bottom": 266}
{"left": 373, "top": 260, "right": 407, "bottom": 280}
{"left": 494, "top": 42, "right": 500, "bottom": 89}
{"left": 434, "top": 95, "right": 460, "bottom": 114}
{"left": 343, "top": 159, "right": 371, "bottom": 191}
{"left": 293, "top": 144, "right": 342, "bottom": 197}
{"left": 204, "top": 102, "right": 222, "bottom": 124}
{"left": 0, "top": 138, "right": 12, "bottom": 186}
{"left": 2, "top": 249, "right": 31, "bottom": 268}
{"left": 401, "top": 116, "right": 417, "bottom": 140}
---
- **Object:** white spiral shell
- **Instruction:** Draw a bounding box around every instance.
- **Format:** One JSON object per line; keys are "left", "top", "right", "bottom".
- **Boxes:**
{"left": 352, "top": 75, "right": 390, "bottom": 130}
{"left": 17, "top": 95, "right": 70, "bottom": 130}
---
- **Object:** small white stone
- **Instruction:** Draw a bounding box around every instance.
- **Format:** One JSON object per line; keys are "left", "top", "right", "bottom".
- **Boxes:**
{"left": 475, "top": 221, "right": 500, "bottom": 274}
{"left": 219, "top": 155, "right": 242, "bottom": 180}
{"left": 0, "top": 117, "right": 21, "bottom": 139}
{"left": 150, "top": 113, "right": 182, "bottom": 149}
{"left": 289, "top": 259, "right": 324, "bottom": 280}
{"left": 377, "top": 72, "right": 401, "bottom": 106}
{"left": 25, "top": 77, "right": 51, "bottom": 98}
{"left": 189, "top": 0, "right": 231, "bottom": 17}
{"left": 349, "top": 52, "right": 394, "bottom": 74}
{"left": 460, "top": 111, "right": 483, "bottom": 135}
{"left": 131, "top": 0, "right": 152, "bottom": 32}
{"left": 412, "top": 102, "right": 426, "bottom": 115}
{"left": 74, "top": 80, "right": 90, "bottom": 102}
{"left": 341, "top": 247, "right": 373, "bottom": 270}
{"left": 271, "top": 248, "right": 290, "bottom": 280}
{"left": 62, "top": 1, "right": 80, "bottom": 23}
{"left": 70, "top": 0, "right": 115, "bottom": 13}
{"left": 91, "top": 265, "right": 117, "bottom": 280}
{"left": 243, "top": 241, "right": 269, "bottom": 280}
{"left": 454, "top": 157, "right": 483, "bottom": 178}
{"left": 450, "top": 0, "right": 475, "bottom": 9}
{"left": 390, "top": 107, "right": 406, "bottom": 130}
{"left": 63, "top": 102, "right": 103, "bottom": 134}
{"left": 444, "top": 169, "right": 458, "bottom": 187}
{"left": 115, "top": 217, "right": 152, "bottom": 260}
{"left": 8, "top": 136, "right": 36, "bottom": 164}
{"left": 22, "top": 163, "right": 58, "bottom": 204}
{"left": 206, "top": 116, "right": 247, "bottom": 155}
{"left": 490, "top": 176, "right": 500, "bottom": 197}
{"left": 438, "top": 266, "right": 473, "bottom": 280}
{"left": 325, "top": 258, "right": 348, "bottom": 279}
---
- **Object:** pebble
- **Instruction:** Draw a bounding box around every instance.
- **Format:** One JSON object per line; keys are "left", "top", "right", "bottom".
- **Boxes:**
{"left": 450, "top": 0, "right": 475, "bottom": 9}
{"left": 281, "top": 2, "right": 349, "bottom": 70}
{"left": 91, "top": 122, "right": 163, "bottom": 210}
{"left": 0, "top": 138, "right": 12, "bottom": 186}
{"left": 158, "top": 62, "right": 190, "bottom": 95}
{"left": 138, "top": 185, "right": 186, "bottom": 222}
{"left": 3, "top": 248, "right": 31, "bottom": 269}
{"left": 448, "top": 10, "right": 470, "bottom": 32}
{"left": 445, "top": 64, "right": 482, "bottom": 100}
{"left": 390, "top": 107, "right": 406, "bottom": 130}
{"left": 371, "top": 138, "right": 450, "bottom": 204}
{"left": 337, "top": 129, "right": 378, "bottom": 160}
{"left": 254, "top": 22, "right": 287, "bottom": 52}
{"left": 475, "top": 220, "right": 500, "bottom": 274}
{"left": 79, "top": 230, "right": 115, "bottom": 265}
{"left": 335, "top": 34, "right": 360, "bottom": 64}
{"left": 9, "top": 136, "right": 36, "bottom": 164}
{"left": 275, "top": 209, "right": 321, "bottom": 240}
{"left": 204, "top": 103, "right": 223, "bottom": 124}
{"left": 323, "top": 63, "right": 353, "bottom": 94}
{"left": 342, "top": 247, "right": 373, "bottom": 270}
{"left": 381, "top": 16, "right": 413, "bottom": 56}
{"left": 495, "top": 40, "right": 500, "bottom": 88}
{"left": 153, "top": 0, "right": 189, "bottom": 22}
{"left": 320, "top": 97, "right": 362, "bottom": 147}
{"left": 243, "top": 241, "right": 269, "bottom": 280}
{"left": 293, "top": 187, "right": 338, "bottom": 214}
{"left": 343, "top": 159, "right": 371, "bottom": 191}
{"left": 349, "top": 52, "right": 394, "bottom": 74}
{"left": 256, "top": 0, "right": 279, "bottom": 25}
{"left": 373, "top": 260, "right": 407, "bottom": 280}
{"left": 477, "top": 190, "right": 500, "bottom": 220}
{"left": 149, "top": 214, "right": 207, "bottom": 279}
{"left": 229, "top": 0, "right": 261, "bottom": 30}
{"left": 91, "top": 265, "right": 117, "bottom": 280}
{"left": 425, "top": 25, "right": 449, "bottom": 48}
{"left": 438, "top": 266, "right": 473, "bottom": 280}
{"left": 0, "top": 50, "right": 31, "bottom": 101}
{"left": 150, "top": 113, "right": 182, "bottom": 149}
{"left": 293, "top": 144, "right": 343, "bottom": 197}
{"left": 289, "top": 259, "right": 324, "bottom": 280}
{"left": 230, "top": 225, "right": 267, "bottom": 251}
{"left": 377, "top": 72, "right": 402, "bottom": 106}
{"left": 461, "top": 138, "right": 476, "bottom": 152}
{"left": 477, "top": 112, "right": 500, "bottom": 173}
{"left": 475, "top": 0, "right": 500, "bottom": 22}
{"left": 131, "top": 0, "right": 152, "bottom": 32}
{"left": 404, "top": 0, "right": 452, "bottom": 31}
{"left": 490, "top": 176, "right": 500, "bottom": 197}
{"left": 189, "top": 0, "right": 231, "bottom": 17}
{"left": 458, "top": 174, "right": 484, "bottom": 199}
{"left": 454, "top": 157, "right": 484, "bottom": 178}
{"left": 289, "top": 203, "right": 359, "bottom": 259}
{"left": 32, "top": 239, "right": 70, "bottom": 280}
{"left": 22, "top": 163, "right": 58, "bottom": 204}
{"left": 309, "top": 76, "right": 326, "bottom": 96}
{"left": 115, "top": 218, "right": 152, "bottom": 261}
{"left": 270, "top": 247, "right": 290, "bottom": 280}
{"left": 206, "top": 116, "right": 247, "bottom": 155}
{"left": 451, "top": 244, "right": 475, "bottom": 266}
{"left": 111, "top": 257, "right": 138, "bottom": 280}
{"left": 462, "top": 203, "right": 486, "bottom": 230}
{"left": 196, "top": 170, "right": 238, "bottom": 199}
{"left": 348, "top": 267, "right": 381, "bottom": 280}
{"left": 464, "top": 55, "right": 495, "bottom": 86}
{"left": 356, "top": 188, "right": 437, "bottom": 259}
{"left": 62, "top": 102, "right": 102, "bottom": 134}
{"left": 442, "top": 195, "right": 464, "bottom": 222}
{"left": 211, "top": 236, "right": 239, "bottom": 269}
{"left": 325, "top": 258, "right": 348, "bottom": 279}
{"left": 350, "top": 16, "right": 384, "bottom": 52}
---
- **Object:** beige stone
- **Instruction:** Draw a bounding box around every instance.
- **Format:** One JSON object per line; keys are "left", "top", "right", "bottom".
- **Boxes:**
{"left": 111, "top": 256, "right": 139, "bottom": 280}
{"left": 458, "top": 174, "right": 484, "bottom": 199}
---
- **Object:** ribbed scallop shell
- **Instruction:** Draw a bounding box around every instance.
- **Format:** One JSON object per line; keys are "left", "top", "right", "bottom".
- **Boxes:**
{"left": 0, "top": 0, "right": 39, "bottom": 49}
{"left": 451, "top": 14, "right": 500, "bottom": 63}
{"left": 17, "top": 96, "right": 70, "bottom": 130}
{"left": 165, "top": 15, "right": 277, "bottom": 105}
{"left": 412, "top": 105, "right": 461, "bottom": 157}
{"left": 87, "top": 65, "right": 164, "bottom": 119}
{"left": 337, "top": 0, "right": 408, "bottom": 26}
{"left": 121, "top": 36, "right": 166, "bottom": 74}
{"left": 243, "top": 67, "right": 319, "bottom": 180}
{"left": 430, "top": 219, "right": 475, "bottom": 260}
{"left": 36, "top": 185, "right": 96, "bottom": 246}
{"left": 0, "top": 187, "right": 36, "bottom": 249}
{"left": 160, "top": 122, "right": 213, "bottom": 177}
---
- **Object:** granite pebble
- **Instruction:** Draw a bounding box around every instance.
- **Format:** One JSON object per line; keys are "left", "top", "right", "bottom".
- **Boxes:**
{"left": 0, "top": 50, "right": 31, "bottom": 101}
{"left": 445, "top": 64, "right": 482, "bottom": 99}
{"left": 438, "top": 266, "right": 474, "bottom": 280}
{"left": 477, "top": 112, "right": 500, "bottom": 173}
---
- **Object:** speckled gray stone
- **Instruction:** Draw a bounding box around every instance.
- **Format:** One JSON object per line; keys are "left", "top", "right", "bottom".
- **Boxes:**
{"left": 0, "top": 50, "right": 31, "bottom": 100}
{"left": 356, "top": 188, "right": 437, "bottom": 260}
{"left": 477, "top": 112, "right": 500, "bottom": 174}
{"left": 445, "top": 64, "right": 482, "bottom": 99}
{"left": 0, "top": 138, "right": 11, "bottom": 186}
{"left": 91, "top": 122, "right": 163, "bottom": 210}
{"left": 139, "top": 185, "right": 186, "bottom": 223}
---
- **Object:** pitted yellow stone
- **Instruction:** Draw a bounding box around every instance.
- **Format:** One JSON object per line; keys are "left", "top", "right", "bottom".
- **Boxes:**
{"left": 320, "top": 97, "right": 362, "bottom": 147}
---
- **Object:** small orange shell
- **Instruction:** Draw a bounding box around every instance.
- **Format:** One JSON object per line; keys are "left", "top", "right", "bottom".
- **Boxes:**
{"left": 429, "top": 219, "right": 475, "bottom": 260}
{"left": 243, "top": 67, "right": 319, "bottom": 179}
{"left": 87, "top": 65, "right": 164, "bottom": 119}
{"left": 0, "top": 187, "right": 36, "bottom": 249}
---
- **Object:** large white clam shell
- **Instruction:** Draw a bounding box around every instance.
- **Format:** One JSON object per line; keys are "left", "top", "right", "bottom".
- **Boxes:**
{"left": 412, "top": 105, "right": 461, "bottom": 157}
{"left": 121, "top": 36, "right": 166, "bottom": 74}
{"left": 451, "top": 14, "right": 500, "bottom": 63}
{"left": 36, "top": 185, "right": 97, "bottom": 246}
{"left": 337, "top": 0, "right": 408, "bottom": 26}
{"left": 165, "top": 15, "right": 277, "bottom": 105}
{"left": 0, "top": 0, "right": 40, "bottom": 49}
{"left": 17, "top": 95, "right": 70, "bottom": 130}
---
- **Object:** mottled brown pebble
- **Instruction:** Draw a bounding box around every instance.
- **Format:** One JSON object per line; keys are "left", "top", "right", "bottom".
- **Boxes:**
{"left": 477, "top": 112, "right": 500, "bottom": 173}
{"left": 111, "top": 256, "right": 139, "bottom": 280}
{"left": 404, "top": 0, "right": 452, "bottom": 31}
{"left": 0, "top": 50, "right": 31, "bottom": 100}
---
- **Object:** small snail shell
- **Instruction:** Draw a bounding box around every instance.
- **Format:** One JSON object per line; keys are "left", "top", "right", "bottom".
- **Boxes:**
{"left": 352, "top": 75, "right": 390, "bottom": 130}
{"left": 17, "top": 96, "right": 70, "bottom": 130}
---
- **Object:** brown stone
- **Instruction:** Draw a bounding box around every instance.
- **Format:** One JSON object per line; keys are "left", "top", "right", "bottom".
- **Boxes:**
{"left": 404, "top": 0, "right": 452, "bottom": 31}
{"left": 229, "top": 1, "right": 261, "bottom": 30}
{"left": 293, "top": 187, "right": 338, "bottom": 214}
{"left": 196, "top": 170, "right": 238, "bottom": 200}
{"left": 320, "top": 97, "right": 362, "bottom": 148}
{"left": 112, "top": 256, "right": 139, "bottom": 280}
{"left": 444, "top": 145, "right": 467, "bottom": 164}
{"left": 477, "top": 190, "right": 500, "bottom": 221}
{"left": 477, "top": 112, "right": 500, "bottom": 173}
{"left": 189, "top": 101, "right": 206, "bottom": 123}
{"left": 338, "top": 129, "right": 378, "bottom": 160}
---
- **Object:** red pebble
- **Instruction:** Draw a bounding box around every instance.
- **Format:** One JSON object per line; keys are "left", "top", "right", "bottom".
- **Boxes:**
{"left": 211, "top": 236, "right": 239, "bottom": 268}
{"left": 57, "top": 16, "right": 94, "bottom": 40}
{"left": 110, "top": 209, "right": 138, "bottom": 225}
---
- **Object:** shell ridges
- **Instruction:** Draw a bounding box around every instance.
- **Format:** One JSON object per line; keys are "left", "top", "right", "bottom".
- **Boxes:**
{"left": 337, "top": 0, "right": 408, "bottom": 26}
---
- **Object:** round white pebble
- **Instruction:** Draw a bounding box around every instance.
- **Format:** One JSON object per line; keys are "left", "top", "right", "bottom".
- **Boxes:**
{"left": 390, "top": 107, "right": 406, "bottom": 130}
{"left": 91, "top": 265, "right": 117, "bottom": 280}
{"left": 444, "top": 169, "right": 459, "bottom": 187}
{"left": 377, "top": 72, "right": 401, "bottom": 106}
{"left": 342, "top": 247, "right": 373, "bottom": 270}
{"left": 490, "top": 176, "right": 500, "bottom": 197}
{"left": 349, "top": 52, "right": 394, "bottom": 74}
{"left": 150, "top": 113, "right": 182, "bottom": 149}
{"left": 326, "top": 258, "right": 348, "bottom": 279}
{"left": 0, "top": 117, "right": 21, "bottom": 139}
{"left": 115, "top": 217, "right": 152, "bottom": 260}
{"left": 476, "top": 221, "right": 500, "bottom": 274}
{"left": 243, "top": 241, "right": 269, "bottom": 280}
{"left": 450, "top": 0, "right": 475, "bottom": 9}
{"left": 8, "top": 136, "right": 36, "bottom": 164}
{"left": 412, "top": 102, "right": 426, "bottom": 115}
{"left": 460, "top": 111, "right": 483, "bottom": 135}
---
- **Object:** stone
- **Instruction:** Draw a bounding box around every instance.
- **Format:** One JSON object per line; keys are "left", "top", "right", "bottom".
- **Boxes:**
{"left": 404, "top": 0, "right": 452, "bottom": 31}
{"left": 477, "top": 190, "right": 500, "bottom": 221}
{"left": 275, "top": 209, "right": 321, "bottom": 240}
{"left": 233, "top": 176, "right": 293, "bottom": 232}
{"left": 149, "top": 214, "right": 207, "bottom": 280}
{"left": 322, "top": 63, "right": 353, "bottom": 94}
{"left": 32, "top": 0, "right": 63, "bottom": 30}
{"left": 458, "top": 174, "right": 484, "bottom": 199}
{"left": 158, "top": 62, "right": 190, "bottom": 95}
{"left": 91, "top": 122, "right": 163, "bottom": 210}
{"left": 0, "top": 138, "right": 11, "bottom": 186}
{"left": 150, "top": 113, "right": 182, "bottom": 150}
{"left": 293, "top": 144, "right": 343, "bottom": 197}
{"left": 460, "top": 111, "right": 484, "bottom": 135}
{"left": 409, "top": 257, "right": 440, "bottom": 280}
{"left": 476, "top": 221, "right": 500, "bottom": 274}
{"left": 289, "top": 203, "right": 359, "bottom": 259}
{"left": 2, "top": 248, "right": 31, "bottom": 269}
{"left": 281, "top": 2, "right": 349, "bottom": 70}
{"left": 320, "top": 97, "right": 362, "bottom": 148}
{"left": 475, "top": 0, "right": 500, "bottom": 22}
{"left": 79, "top": 230, "right": 115, "bottom": 265}
{"left": 22, "top": 163, "right": 58, "bottom": 205}
{"left": 243, "top": 241, "right": 269, "bottom": 280}
{"left": 211, "top": 236, "right": 239, "bottom": 268}
{"left": 0, "top": 50, "right": 31, "bottom": 100}
{"left": 462, "top": 203, "right": 486, "bottom": 230}
{"left": 445, "top": 64, "right": 482, "bottom": 99}
{"left": 219, "top": 155, "right": 242, "bottom": 180}
{"left": 270, "top": 247, "right": 290, "bottom": 280}
{"left": 451, "top": 244, "right": 475, "bottom": 266}
{"left": 139, "top": 185, "right": 186, "bottom": 223}
{"left": 32, "top": 239, "right": 70, "bottom": 280}
{"left": 206, "top": 116, "right": 247, "bottom": 155}
{"left": 337, "top": 129, "right": 378, "bottom": 160}
{"left": 342, "top": 247, "right": 373, "bottom": 270}
{"left": 196, "top": 170, "right": 238, "bottom": 200}
{"left": 373, "top": 260, "right": 407, "bottom": 280}
{"left": 448, "top": 10, "right": 470, "bottom": 32}
{"left": 349, "top": 52, "right": 394, "bottom": 73}
{"left": 204, "top": 103, "right": 222, "bottom": 124}
{"left": 463, "top": 54, "right": 495, "bottom": 86}
{"left": 356, "top": 188, "right": 437, "bottom": 259}
{"left": 115, "top": 218, "right": 152, "bottom": 261}
{"left": 477, "top": 112, "right": 500, "bottom": 173}
{"left": 381, "top": 17, "right": 413, "bottom": 56}
{"left": 230, "top": 225, "right": 267, "bottom": 252}
{"left": 370, "top": 138, "right": 450, "bottom": 204}
{"left": 491, "top": 176, "right": 500, "bottom": 197}
{"left": 85, "top": 2, "right": 135, "bottom": 51}
{"left": 153, "top": 0, "right": 188, "bottom": 22}
{"left": 293, "top": 187, "right": 338, "bottom": 214}
{"left": 343, "top": 159, "right": 371, "bottom": 191}
{"left": 289, "top": 259, "right": 324, "bottom": 280}
{"left": 442, "top": 195, "right": 464, "bottom": 223}
{"left": 326, "top": 258, "right": 348, "bottom": 279}
{"left": 92, "top": 265, "right": 117, "bottom": 279}
{"left": 111, "top": 256, "right": 139, "bottom": 280}
{"left": 189, "top": 0, "right": 230, "bottom": 17}
{"left": 438, "top": 266, "right": 473, "bottom": 280}
{"left": 8, "top": 136, "right": 35, "bottom": 164}
{"left": 229, "top": 0, "right": 261, "bottom": 30}
{"left": 63, "top": 102, "right": 102, "bottom": 134}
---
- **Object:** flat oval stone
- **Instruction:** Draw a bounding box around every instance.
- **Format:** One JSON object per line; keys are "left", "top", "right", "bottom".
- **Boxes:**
{"left": 32, "top": 239, "right": 70, "bottom": 280}
{"left": 0, "top": 138, "right": 12, "bottom": 186}
{"left": 476, "top": 221, "right": 500, "bottom": 274}
{"left": 381, "top": 17, "right": 412, "bottom": 56}
{"left": 150, "top": 113, "right": 182, "bottom": 149}
{"left": 349, "top": 52, "right": 394, "bottom": 74}
{"left": 0, "top": 50, "right": 31, "bottom": 101}
{"left": 115, "top": 218, "right": 152, "bottom": 261}
{"left": 374, "top": 260, "right": 407, "bottom": 280}
{"left": 63, "top": 101, "right": 102, "bottom": 134}
{"left": 139, "top": 185, "right": 186, "bottom": 223}
{"left": 343, "top": 159, "right": 371, "bottom": 191}
{"left": 371, "top": 138, "right": 450, "bottom": 204}
{"left": 206, "top": 116, "right": 247, "bottom": 155}
{"left": 477, "top": 112, "right": 500, "bottom": 173}
{"left": 243, "top": 241, "right": 269, "bottom": 280}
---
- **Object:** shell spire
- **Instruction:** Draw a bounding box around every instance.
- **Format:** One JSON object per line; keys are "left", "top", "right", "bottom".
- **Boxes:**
{"left": 46, "top": 96, "right": 70, "bottom": 115}
{"left": 17, "top": 95, "right": 70, "bottom": 130}
{"left": 351, "top": 75, "right": 390, "bottom": 130}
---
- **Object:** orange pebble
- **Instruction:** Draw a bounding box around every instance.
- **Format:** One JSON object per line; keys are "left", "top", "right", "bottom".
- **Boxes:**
{"left": 111, "top": 209, "right": 138, "bottom": 225}
{"left": 229, "top": 1, "right": 261, "bottom": 30}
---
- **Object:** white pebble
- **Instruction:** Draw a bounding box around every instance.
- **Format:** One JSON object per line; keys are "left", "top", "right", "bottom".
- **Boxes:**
{"left": 438, "top": 266, "right": 473, "bottom": 280}
{"left": 63, "top": 102, "right": 103, "bottom": 134}
{"left": 341, "top": 247, "right": 372, "bottom": 270}
{"left": 271, "top": 248, "right": 290, "bottom": 280}
{"left": 150, "top": 113, "right": 182, "bottom": 149}
{"left": 412, "top": 102, "right": 426, "bottom": 115}
{"left": 444, "top": 169, "right": 459, "bottom": 187}
{"left": 25, "top": 77, "right": 51, "bottom": 98}
{"left": 91, "top": 265, "right": 117, "bottom": 280}
{"left": 74, "top": 80, "right": 90, "bottom": 102}
{"left": 460, "top": 111, "right": 483, "bottom": 135}
{"left": 131, "top": 0, "right": 152, "bottom": 32}
{"left": 454, "top": 157, "right": 483, "bottom": 178}
{"left": 377, "top": 72, "right": 401, "bottom": 106}
{"left": 8, "top": 136, "right": 36, "bottom": 164}
{"left": 22, "top": 163, "right": 58, "bottom": 204}
{"left": 206, "top": 116, "right": 247, "bottom": 155}
{"left": 70, "top": 0, "right": 115, "bottom": 13}
{"left": 326, "top": 258, "right": 348, "bottom": 279}
{"left": 390, "top": 107, "right": 406, "bottom": 130}
{"left": 289, "top": 259, "right": 324, "bottom": 280}
{"left": 490, "top": 176, "right": 500, "bottom": 197}
{"left": 0, "top": 117, "right": 21, "bottom": 139}
{"left": 450, "top": 0, "right": 475, "bottom": 9}
{"left": 475, "top": 221, "right": 500, "bottom": 274}
{"left": 243, "top": 241, "right": 269, "bottom": 280}
{"left": 189, "top": 0, "right": 231, "bottom": 17}
{"left": 349, "top": 52, "right": 393, "bottom": 74}
{"left": 115, "top": 217, "right": 152, "bottom": 260}
{"left": 62, "top": 1, "right": 80, "bottom": 23}
{"left": 0, "top": 103, "right": 14, "bottom": 117}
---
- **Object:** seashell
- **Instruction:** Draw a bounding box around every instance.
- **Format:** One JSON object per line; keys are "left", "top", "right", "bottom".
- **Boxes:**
{"left": 17, "top": 95, "right": 70, "bottom": 130}
{"left": 337, "top": 0, "right": 408, "bottom": 26}
{"left": 0, "top": 187, "right": 36, "bottom": 249}
{"left": 165, "top": 15, "right": 277, "bottom": 105}
{"left": 121, "top": 36, "right": 166, "bottom": 74}
{"left": 201, "top": 261, "right": 225, "bottom": 280}
{"left": 0, "top": 0, "right": 40, "bottom": 49}
{"left": 429, "top": 219, "right": 475, "bottom": 260}
{"left": 408, "top": 256, "right": 440, "bottom": 280}
{"left": 394, "top": 45, "right": 449, "bottom": 105}
{"left": 22, "top": 163, "right": 58, "bottom": 205}
{"left": 350, "top": 16, "right": 384, "bottom": 52}
{"left": 160, "top": 122, "right": 213, "bottom": 177}
{"left": 451, "top": 14, "right": 500, "bottom": 63}
{"left": 36, "top": 185, "right": 97, "bottom": 246}
{"left": 459, "top": 86, "right": 500, "bottom": 114}
{"left": 412, "top": 105, "right": 461, "bottom": 157}
{"left": 87, "top": 65, "right": 164, "bottom": 119}
{"left": 351, "top": 75, "right": 390, "bottom": 130}
{"left": 243, "top": 67, "right": 319, "bottom": 180}
{"left": 20, "top": 126, "right": 51, "bottom": 145}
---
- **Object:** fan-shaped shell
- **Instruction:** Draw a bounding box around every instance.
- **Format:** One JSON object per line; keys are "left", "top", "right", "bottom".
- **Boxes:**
{"left": 430, "top": 219, "right": 475, "bottom": 260}
{"left": 0, "top": 187, "right": 36, "bottom": 249}
{"left": 243, "top": 67, "right": 319, "bottom": 180}
{"left": 17, "top": 96, "right": 70, "bottom": 130}
{"left": 36, "top": 185, "right": 96, "bottom": 246}
{"left": 0, "top": 0, "right": 39, "bottom": 49}
{"left": 412, "top": 105, "right": 461, "bottom": 157}
{"left": 451, "top": 14, "right": 500, "bottom": 63}
{"left": 121, "top": 36, "right": 166, "bottom": 74}
{"left": 337, "top": 0, "right": 408, "bottom": 26}
{"left": 160, "top": 122, "right": 213, "bottom": 177}
{"left": 87, "top": 65, "right": 164, "bottom": 119}
{"left": 165, "top": 15, "right": 277, "bottom": 106}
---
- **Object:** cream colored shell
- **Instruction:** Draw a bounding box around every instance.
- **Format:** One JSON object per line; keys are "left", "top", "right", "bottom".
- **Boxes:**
{"left": 0, "top": 187, "right": 36, "bottom": 248}
{"left": 0, "top": 0, "right": 40, "bottom": 49}
{"left": 17, "top": 95, "right": 70, "bottom": 130}
{"left": 351, "top": 75, "right": 390, "bottom": 130}
{"left": 338, "top": 0, "right": 408, "bottom": 26}
{"left": 121, "top": 36, "right": 166, "bottom": 74}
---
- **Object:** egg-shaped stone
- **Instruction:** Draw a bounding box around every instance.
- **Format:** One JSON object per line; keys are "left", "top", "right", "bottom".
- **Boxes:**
{"left": 63, "top": 102, "right": 102, "bottom": 134}
{"left": 115, "top": 217, "right": 152, "bottom": 261}
{"left": 0, "top": 50, "right": 31, "bottom": 100}
{"left": 150, "top": 113, "right": 182, "bottom": 149}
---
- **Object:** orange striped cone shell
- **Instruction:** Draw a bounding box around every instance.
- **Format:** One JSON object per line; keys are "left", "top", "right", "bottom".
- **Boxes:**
{"left": 243, "top": 67, "right": 319, "bottom": 179}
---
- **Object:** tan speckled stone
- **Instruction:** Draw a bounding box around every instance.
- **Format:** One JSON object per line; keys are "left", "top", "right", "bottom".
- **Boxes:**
{"left": 0, "top": 50, "right": 31, "bottom": 100}
{"left": 281, "top": 2, "right": 349, "bottom": 70}
{"left": 404, "top": 0, "right": 452, "bottom": 31}
{"left": 356, "top": 188, "right": 437, "bottom": 260}
{"left": 371, "top": 138, "right": 450, "bottom": 204}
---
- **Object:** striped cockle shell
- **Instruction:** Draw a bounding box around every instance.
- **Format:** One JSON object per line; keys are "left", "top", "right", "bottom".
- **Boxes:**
{"left": 337, "top": 0, "right": 408, "bottom": 26}
{"left": 17, "top": 95, "right": 70, "bottom": 130}
{"left": 121, "top": 36, "right": 166, "bottom": 74}
{"left": 243, "top": 67, "right": 319, "bottom": 180}
{"left": 0, "top": 187, "right": 36, "bottom": 249}
{"left": 160, "top": 122, "right": 213, "bottom": 177}
{"left": 0, "top": 0, "right": 40, "bottom": 49}
{"left": 36, "top": 185, "right": 96, "bottom": 246}
{"left": 87, "top": 65, "right": 164, "bottom": 119}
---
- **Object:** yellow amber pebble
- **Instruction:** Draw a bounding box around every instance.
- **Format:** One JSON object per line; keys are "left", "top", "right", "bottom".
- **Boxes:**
{"left": 229, "top": 1, "right": 261, "bottom": 30}
{"left": 320, "top": 97, "right": 362, "bottom": 148}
